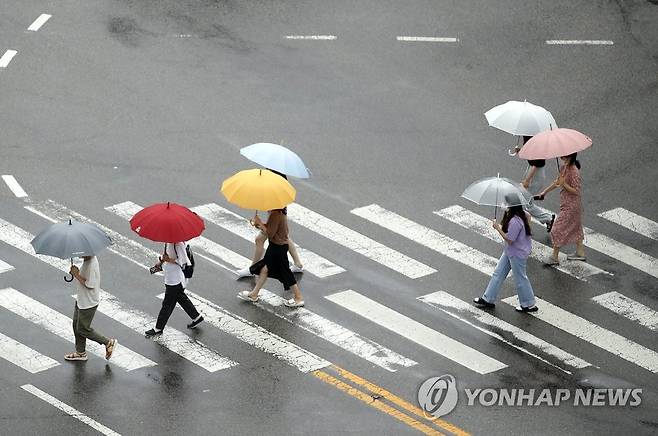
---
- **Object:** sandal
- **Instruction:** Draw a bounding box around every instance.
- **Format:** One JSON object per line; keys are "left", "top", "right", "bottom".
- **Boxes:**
{"left": 566, "top": 254, "right": 587, "bottom": 261}
{"left": 543, "top": 256, "right": 560, "bottom": 266}
{"left": 64, "top": 351, "right": 88, "bottom": 361}
{"left": 237, "top": 291, "right": 259, "bottom": 303}
{"left": 105, "top": 338, "right": 117, "bottom": 360}
{"left": 284, "top": 298, "right": 305, "bottom": 308}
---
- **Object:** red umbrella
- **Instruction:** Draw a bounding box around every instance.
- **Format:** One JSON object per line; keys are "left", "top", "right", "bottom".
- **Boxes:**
{"left": 518, "top": 128, "right": 592, "bottom": 160}
{"left": 130, "top": 202, "right": 205, "bottom": 242}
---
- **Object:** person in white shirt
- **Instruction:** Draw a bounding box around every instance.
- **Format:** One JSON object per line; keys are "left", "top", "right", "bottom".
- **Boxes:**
{"left": 65, "top": 256, "right": 117, "bottom": 361}
{"left": 145, "top": 242, "right": 203, "bottom": 336}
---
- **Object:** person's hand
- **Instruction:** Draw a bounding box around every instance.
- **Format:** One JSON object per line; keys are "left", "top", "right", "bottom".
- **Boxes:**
{"left": 492, "top": 220, "right": 501, "bottom": 231}
{"left": 161, "top": 253, "right": 172, "bottom": 263}
{"left": 521, "top": 180, "right": 530, "bottom": 189}
{"left": 556, "top": 175, "right": 564, "bottom": 187}
{"left": 69, "top": 265, "right": 79, "bottom": 275}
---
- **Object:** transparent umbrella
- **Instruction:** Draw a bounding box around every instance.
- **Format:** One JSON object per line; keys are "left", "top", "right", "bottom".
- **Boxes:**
{"left": 461, "top": 174, "right": 532, "bottom": 219}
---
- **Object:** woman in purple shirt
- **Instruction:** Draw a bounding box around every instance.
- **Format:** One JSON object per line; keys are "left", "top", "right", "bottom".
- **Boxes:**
{"left": 474, "top": 194, "right": 538, "bottom": 312}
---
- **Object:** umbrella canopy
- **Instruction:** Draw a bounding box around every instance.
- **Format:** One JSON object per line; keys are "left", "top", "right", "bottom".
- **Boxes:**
{"left": 240, "top": 142, "right": 311, "bottom": 179}
{"left": 221, "top": 168, "right": 296, "bottom": 211}
{"left": 485, "top": 100, "right": 557, "bottom": 136}
{"left": 130, "top": 202, "right": 205, "bottom": 243}
{"left": 518, "top": 128, "right": 592, "bottom": 160}
{"left": 462, "top": 175, "right": 532, "bottom": 209}
{"left": 31, "top": 219, "right": 112, "bottom": 259}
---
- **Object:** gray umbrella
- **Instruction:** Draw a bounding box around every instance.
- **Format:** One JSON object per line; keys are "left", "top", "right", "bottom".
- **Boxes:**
{"left": 30, "top": 219, "right": 112, "bottom": 281}
{"left": 462, "top": 174, "right": 532, "bottom": 219}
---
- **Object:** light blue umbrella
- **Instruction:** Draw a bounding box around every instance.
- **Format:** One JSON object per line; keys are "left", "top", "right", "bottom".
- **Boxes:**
{"left": 31, "top": 219, "right": 112, "bottom": 281}
{"left": 240, "top": 142, "right": 311, "bottom": 179}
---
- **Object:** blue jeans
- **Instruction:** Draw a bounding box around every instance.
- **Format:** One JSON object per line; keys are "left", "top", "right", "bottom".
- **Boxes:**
{"left": 483, "top": 252, "right": 536, "bottom": 308}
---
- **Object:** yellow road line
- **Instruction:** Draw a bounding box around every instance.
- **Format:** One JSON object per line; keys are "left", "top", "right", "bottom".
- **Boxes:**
{"left": 313, "top": 370, "right": 445, "bottom": 436}
{"left": 331, "top": 365, "right": 470, "bottom": 436}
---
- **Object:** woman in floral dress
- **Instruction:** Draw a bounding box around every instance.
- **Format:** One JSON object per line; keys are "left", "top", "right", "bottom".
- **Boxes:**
{"left": 537, "top": 153, "right": 585, "bottom": 264}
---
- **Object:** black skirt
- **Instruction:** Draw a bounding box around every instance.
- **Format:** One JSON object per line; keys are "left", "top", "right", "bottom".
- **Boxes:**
{"left": 249, "top": 242, "right": 296, "bottom": 290}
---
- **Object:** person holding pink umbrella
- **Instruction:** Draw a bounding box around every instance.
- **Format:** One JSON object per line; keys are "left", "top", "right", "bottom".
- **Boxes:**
{"left": 536, "top": 153, "right": 586, "bottom": 264}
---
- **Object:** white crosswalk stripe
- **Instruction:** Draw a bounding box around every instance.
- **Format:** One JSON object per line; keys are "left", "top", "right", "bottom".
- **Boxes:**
{"left": 106, "top": 201, "right": 250, "bottom": 273}
{"left": 434, "top": 205, "right": 611, "bottom": 280}
{"left": 592, "top": 292, "right": 658, "bottom": 331}
{"left": 21, "top": 384, "right": 122, "bottom": 436}
{"left": 24, "top": 200, "right": 333, "bottom": 372}
{"left": 0, "top": 287, "right": 156, "bottom": 371}
{"left": 418, "top": 291, "right": 590, "bottom": 372}
{"left": 326, "top": 290, "right": 507, "bottom": 374}
{"left": 192, "top": 203, "right": 346, "bottom": 278}
{"left": 92, "top": 291, "right": 237, "bottom": 372}
{"left": 254, "top": 289, "right": 417, "bottom": 372}
{"left": 157, "top": 291, "right": 330, "bottom": 373}
{"left": 532, "top": 205, "right": 658, "bottom": 279}
{"left": 598, "top": 208, "right": 658, "bottom": 241}
{"left": 0, "top": 259, "right": 14, "bottom": 274}
{"left": 0, "top": 331, "right": 59, "bottom": 373}
{"left": 286, "top": 203, "right": 436, "bottom": 278}
{"left": 501, "top": 296, "right": 658, "bottom": 373}
{"left": 352, "top": 204, "right": 498, "bottom": 276}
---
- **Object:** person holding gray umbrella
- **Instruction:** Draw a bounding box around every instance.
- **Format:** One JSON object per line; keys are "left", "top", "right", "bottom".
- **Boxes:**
{"left": 30, "top": 219, "right": 117, "bottom": 361}
{"left": 473, "top": 193, "right": 538, "bottom": 312}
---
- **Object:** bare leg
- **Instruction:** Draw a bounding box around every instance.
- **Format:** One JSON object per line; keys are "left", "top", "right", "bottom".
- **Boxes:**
{"left": 287, "top": 237, "right": 303, "bottom": 268}
{"left": 551, "top": 245, "right": 560, "bottom": 261}
{"left": 251, "top": 232, "right": 267, "bottom": 265}
{"left": 575, "top": 239, "right": 585, "bottom": 257}
{"left": 249, "top": 266, "right": 268, "bottom": 299}
{"left": 289, "top": 283, "right": 304, "bottom": 302}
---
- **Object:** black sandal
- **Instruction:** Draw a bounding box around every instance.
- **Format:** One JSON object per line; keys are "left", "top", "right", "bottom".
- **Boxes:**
{"left": 515, "top": 305, "right": 539, "bottom": 313}
{"left": 473, "top": 297, "right": 495, "bottom": 308}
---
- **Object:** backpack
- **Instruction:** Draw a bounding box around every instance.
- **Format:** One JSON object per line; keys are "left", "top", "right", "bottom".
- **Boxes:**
{"left": 173, "top": 243, "right": 195, "bottom": 279}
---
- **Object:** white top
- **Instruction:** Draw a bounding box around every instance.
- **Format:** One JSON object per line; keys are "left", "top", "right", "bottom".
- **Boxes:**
{"left": 75, "top": 256, "right": 102, "bottom": 310}
{"left": 163, "top": 242, "right": 189, "bottom": 287}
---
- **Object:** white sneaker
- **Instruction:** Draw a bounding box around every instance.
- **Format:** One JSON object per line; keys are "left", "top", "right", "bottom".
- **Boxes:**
{"left": 236, "top": 267, "right": 252, "bottom": 278}
{"left": 290, "top": 264, "right": 304, "bottom": 273}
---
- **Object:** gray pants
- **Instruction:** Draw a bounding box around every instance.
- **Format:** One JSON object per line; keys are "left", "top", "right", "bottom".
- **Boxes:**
{"left": 524, "top": 199, "right": 553, "bottom": 225}
{"left": 73, "top": 303, "right": 108, "bottom": 353}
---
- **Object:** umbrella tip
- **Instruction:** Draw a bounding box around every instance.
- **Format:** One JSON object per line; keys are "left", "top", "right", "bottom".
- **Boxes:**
{"left": 68, "top": 218, "right": 72, "bottom": 225}
{"left": 167, "top": 201, "right": 170, "bottom": 208}
{"left": 259, "top": 169, "right": 262, "bottom": 175}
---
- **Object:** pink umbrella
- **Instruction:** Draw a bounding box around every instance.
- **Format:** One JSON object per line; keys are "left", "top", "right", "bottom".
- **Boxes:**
{"left": 518, "top": 128, "right": 592, "bottom": 160}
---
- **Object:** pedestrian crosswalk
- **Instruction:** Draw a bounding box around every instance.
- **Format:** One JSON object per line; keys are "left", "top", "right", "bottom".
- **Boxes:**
{"left": 0, "top": 196, "right": 656, "bottom": 382}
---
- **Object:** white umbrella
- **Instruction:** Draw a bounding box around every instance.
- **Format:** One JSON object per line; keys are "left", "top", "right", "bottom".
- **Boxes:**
{"left": 462, "top": 174, "right": 532, "bottom": 219}
{"left": 240, "top": 143, "right": 311, "bottom": 179}
{"left": 485, "top": 100, "right": 557, "bottom": 137}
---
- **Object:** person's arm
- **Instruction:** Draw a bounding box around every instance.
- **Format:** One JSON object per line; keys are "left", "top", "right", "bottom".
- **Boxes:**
{"left": 492, "top": 219, "right": 521, "bottom": 245}
{"left": 538, "top": 176, "right": 561, "bottom": 197}
{"left": 161, "top": 244, "right": 179, "bottom": 264}
{"left": 70, "top": 265, "right": 94, "bottom": 289}
{"left": 262, "top": 212, "right": 281, "bottom": 240}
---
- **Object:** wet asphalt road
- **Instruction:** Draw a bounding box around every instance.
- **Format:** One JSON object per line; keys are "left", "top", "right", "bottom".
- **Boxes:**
{"left": 1, "top": 1, "right": 657, "bottom": 435}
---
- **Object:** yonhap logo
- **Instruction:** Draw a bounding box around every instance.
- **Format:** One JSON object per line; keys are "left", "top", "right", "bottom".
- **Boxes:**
{"left": 418, "top": 375, "right": 459, "bottom": 418}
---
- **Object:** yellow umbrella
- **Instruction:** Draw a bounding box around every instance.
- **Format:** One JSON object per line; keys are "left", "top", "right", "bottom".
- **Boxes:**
{"left": 221, "top": 169, "right": 296, "bottom": 211}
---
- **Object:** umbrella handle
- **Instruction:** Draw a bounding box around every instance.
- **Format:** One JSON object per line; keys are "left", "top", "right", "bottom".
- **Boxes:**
{"left": 64, "top": 274, "right": 74, "bottom": 282}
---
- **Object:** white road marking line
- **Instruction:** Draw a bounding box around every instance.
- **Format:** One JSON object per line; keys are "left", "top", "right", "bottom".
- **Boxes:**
{"left": 352, "top": 204, "right": 498, "bottom": 276}
{"left": 532, "top": 206, "right": 657, "bottom": 279}
{"left": 418, "top": 291, "right": 590, "bottom": 371}
{"left": 592, "top": 292, "right": 658, "bottom": 331}
{"left": 27, "top": 199, "right": 158, "bottom": 272}
{"left": 501, "top": 296, "right": 658, "bottom": 373}
{"left": 92, "top": 291, "right": 237, "bottom": 372}
{"left": 396, "top": 36, "right": 458, "bottom": 42}
{"left": 27, "top": 14, "right": 52, "bottom": 31}
{"left": 326, "top": 290, "right": 507, "bottom": 374}
{"left": 0, "top": 50, "right": 18, "bottom": 68}
{"left": 107, "top": 201, "right": 249, "bottom": 273}
{"left": 288, "top": 203, "right": 436, "bottom": 279}
{"left": 0, "top": 259, "right": 14, "bottom": 274}
{"left": 0, "top": 332, "right": 59, "bottom": 373}
{"left": 546, "top": 40, "right": 614, "bottom": 45}
{"left": 255, "top": 289, "right": 417, "bottom": 372}
{"left": 21, "top": 384, "right": 121, "bottom": 436}
{"left": 0, "top": 287, "right": 155, "bottom": 371}
{"left": 598, "top": 208, "right": 658, "bottom": 241}
{"left": 157, "top": 291, "right": 330, "bottom": 373}
{"left": 285, "top": 35, "right": 336, "bottom": 40}
{"left": 435, "top": 205, "right": 610, "bottom": 280}
{"left": 2, "top": 175, "right": 28, "bottom": 197}
{"left": 191, "top": 203, "right": 346, "bottom": 278}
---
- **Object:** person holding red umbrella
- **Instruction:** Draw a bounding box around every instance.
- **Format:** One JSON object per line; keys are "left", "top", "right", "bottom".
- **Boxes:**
{"left": 129, "top": 202, "right": 205, "bottom": 336}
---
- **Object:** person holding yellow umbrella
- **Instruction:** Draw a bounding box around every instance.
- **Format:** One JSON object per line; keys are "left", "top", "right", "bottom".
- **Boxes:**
{"left": 221, "top": 169, "right": 305, "bottom": 307}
